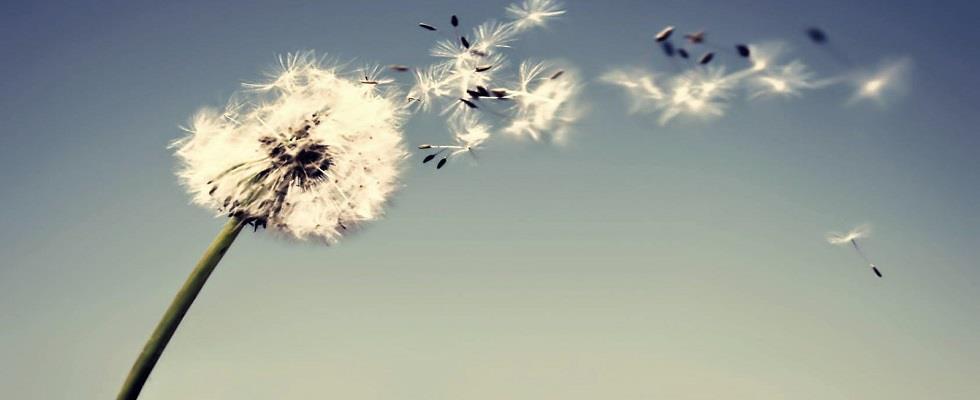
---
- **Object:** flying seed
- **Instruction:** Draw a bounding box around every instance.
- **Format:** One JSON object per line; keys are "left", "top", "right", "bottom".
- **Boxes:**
{"left": 389, "top": 65, "right": 411, "bottom": 72}
{"left": 423, "top": 154, "right": 437, "bottom": 163}
{"left": 475, "top": 65, "right": 493, "bottom": 72}
{"left": 698, "top": 52, "right": 714, "bottom": 65}
{"left": 550, "top": 70, "right": 565, "bottom": 79}
{"left": 678, "top": 48, "right": 689, "bottom": 58}
{"left": 735, "top": 44, "right": 750, "bottom": 57}
{"left": 685, "top": 31, "right": 705, "bottom": 44}
{"left": 655, "top": 26, "right": 675, "bottom": 42}
{"left": 476, "top": 86, "right": 490, "bottom": 96}
{"left": 418, "top": 144, "right": 433, "bottom": 149}
{"left": 470, "top": 49, "right": 488, "bottom": 57}
{"left": 459, "top": 98, "right": 478, "bottom": 108}
{"left": 806, "top": 27, "right": 827, "bottom": 44}
{"left": 418, "top": 23, "right": 437, "bottom": 31}
{"left": 451, "top": 15, "right": 459, "bottom": 27}
{"left": 661, "top": 41, "right": 675, "bottom": 57}
{"left": 460, "top": 36, "right": 471, "bottom": 48}
{"left": 437, "top": 158, "right": 448, "bottom": 169}
{"left": 467, "top": 89, "right": 482, "bottom": 98}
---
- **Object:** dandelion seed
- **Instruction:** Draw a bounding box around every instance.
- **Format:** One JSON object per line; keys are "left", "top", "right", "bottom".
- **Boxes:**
{"left": 460, "top": 98, "right": 479, "bottom": 108}
{"left": 419, "top": 23, "right": 438, "bottom": 31}
{"left": 827, "top": 224, "right": 883, "bottom": 278}
{"left": 685, "top": 30, "right": 705, "bottom": 44}
{"left": 655, "top": 26, "right": 675, "bottom": 42}
{"left": 460, "top": 36, "right": 471, "bottom": 49}
{"left": 747, "top": 60, "right": 819, "bottom": 99}
{"left": 506, "top": 0, "right": 566, "bottom": 31}
{"left": 848, "top": 58, "right": 910, "bottom": 105}
{"left": 698, "top": 52, "right": 715, "bottom": 65}
{"left": 806, "top": 27, "right": 828, "bottom": 44}
{"left": 451, "top": 15, "right": 459, "bottom": 27}
{"left": 736, "top": 44, "right": 751, "bottom": 58}
{"left": 437, "top": 157, "right": 448, "bottom": 169}
{"left": 661, "top": 41, "right": 676, "bottom": 57}
{"left": 423, "top": 154, "right": 437, "bottom": 163}
{"left": 475, "top": 65, "right": 494, "bottom": 72}
{"left": 418, "top": 144, "right": 433, "bottom": 149}
{"left": 678, "top": 48, "right": 690, "bottom": 59}
{"left": 390, "top": 65, "right": 411, "bottom": 72}
{"left": 504, "top": 61, "right": 582, "bottom": 142}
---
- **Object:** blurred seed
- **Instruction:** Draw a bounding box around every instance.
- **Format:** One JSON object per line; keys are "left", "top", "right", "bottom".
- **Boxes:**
{"left": 655, "top": 26, "right": 675, "bottom": 42}
{"left": 550, "top": 70, "right": 565, "bottom": 79}
{"left": 418, "top": 23, "right": 437, "bottom": 31}
{"left": 678, "top": 48, "right": 689, "bottom": 59}
{"left": 476, "top": 86, "right": 490, "bottom": 96}
{"left": 698, "top": 52, "right": 714, "bottom": 65}
{"left": 389, "top": 65, "right": 411, "bottom": 72}
{"left": 491, "top": 89, "right": 508, "bottom": 98}
{"left": 466, "top": 89, "right": 482, "bottom": 98}
{"left": 735, "top": 44, "right": 750, "bottom": 57}
{"left": 806, "top": 27, "right": 827, "bottom": 44}
{"left": 418, "top": 144, "right": 433, "bottom": 149}
{"left": 437, "top": 158, "right": 448, "bottom": 169}
{"left": 685, "top": 31, "right": 705, "bottom": 44}
{"left": 470, "top": 49, "right": 488, "bottom": 57}
{"left": 661, "top": 41, "right": 675, "bottom": 57}
{"left": 459, "top": 98, "right": 478, "bottom": 108}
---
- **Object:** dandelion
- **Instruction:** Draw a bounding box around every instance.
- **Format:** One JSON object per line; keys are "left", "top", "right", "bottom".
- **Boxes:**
{"left": 506, "top": 0, "right": 566, "bottom": 31}
{"left": 117, "top": 51, "right": 408, "bottom": 400}
{"left": 827, "top": 224, "right": 883, "bottom": 278}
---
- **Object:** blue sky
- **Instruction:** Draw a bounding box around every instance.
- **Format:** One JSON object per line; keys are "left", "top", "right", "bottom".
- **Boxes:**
{"left": 1, "top": 1, "right": 979, "bottom": 399}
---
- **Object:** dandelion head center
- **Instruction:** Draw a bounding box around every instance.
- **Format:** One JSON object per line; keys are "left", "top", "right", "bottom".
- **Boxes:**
{"left": 258, "top": 113, "right": 334, "bottom": 188}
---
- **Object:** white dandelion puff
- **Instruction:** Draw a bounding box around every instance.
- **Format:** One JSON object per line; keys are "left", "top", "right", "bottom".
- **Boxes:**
{"left": 506, "top": 0, "right": 566, "bottom": 31}
{"left": 174, "top": 51, "right": 408, "bottom": 243}
{"left": 600, "top": 67, "right": 665, "bottom": 113}
{"left": 504, "top": 61, "right": 583, "bottom": 142}
{"left": 848, "top": 58, "right": 911, "bottom": 105}
{"left": 658, "top": 66, "right": 736, "bottom": 125}
{"left": 747, "top": 60, "right": 819, "bottom": 99}
{"left": 827, "top": 223, "right": 883, "bottom": 278}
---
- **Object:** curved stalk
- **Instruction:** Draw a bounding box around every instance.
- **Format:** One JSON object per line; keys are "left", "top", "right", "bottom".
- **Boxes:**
{"left": 117, "top": 217, "right": 245, "bottom": 400}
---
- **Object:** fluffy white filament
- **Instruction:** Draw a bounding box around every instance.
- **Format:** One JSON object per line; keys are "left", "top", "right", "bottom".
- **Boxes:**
{"left": 173, "top": 52, "right": 408, "bottom": 243}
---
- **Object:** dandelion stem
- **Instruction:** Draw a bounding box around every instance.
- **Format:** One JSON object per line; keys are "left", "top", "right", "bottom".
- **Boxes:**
{"left": 117, "top": 217, "right": 245, "bottom": 400}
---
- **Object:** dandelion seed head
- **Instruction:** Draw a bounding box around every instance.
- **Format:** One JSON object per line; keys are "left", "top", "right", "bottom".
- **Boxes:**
{"left": 826, "top": 224, "right": 871, "bottom": 245}
{"left": 506, "top": 0, "right": 566, "bottom": 31}
{"left": 174, "top": 51, "right": 408, "bottom": 243}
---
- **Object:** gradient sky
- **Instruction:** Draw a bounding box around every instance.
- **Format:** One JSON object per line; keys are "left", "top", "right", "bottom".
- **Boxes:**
{"left": 2, "top": 0, "right": 979, "bottom": 399}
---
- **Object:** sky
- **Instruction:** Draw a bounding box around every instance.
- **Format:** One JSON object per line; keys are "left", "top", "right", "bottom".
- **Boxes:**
{"left": 1, "top": 0, "right": 979, "bottom": 399}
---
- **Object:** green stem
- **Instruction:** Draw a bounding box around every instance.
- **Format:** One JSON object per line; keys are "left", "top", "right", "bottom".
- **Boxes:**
{"left": 117, "top": 217, "right": 245, "bottom": 400}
